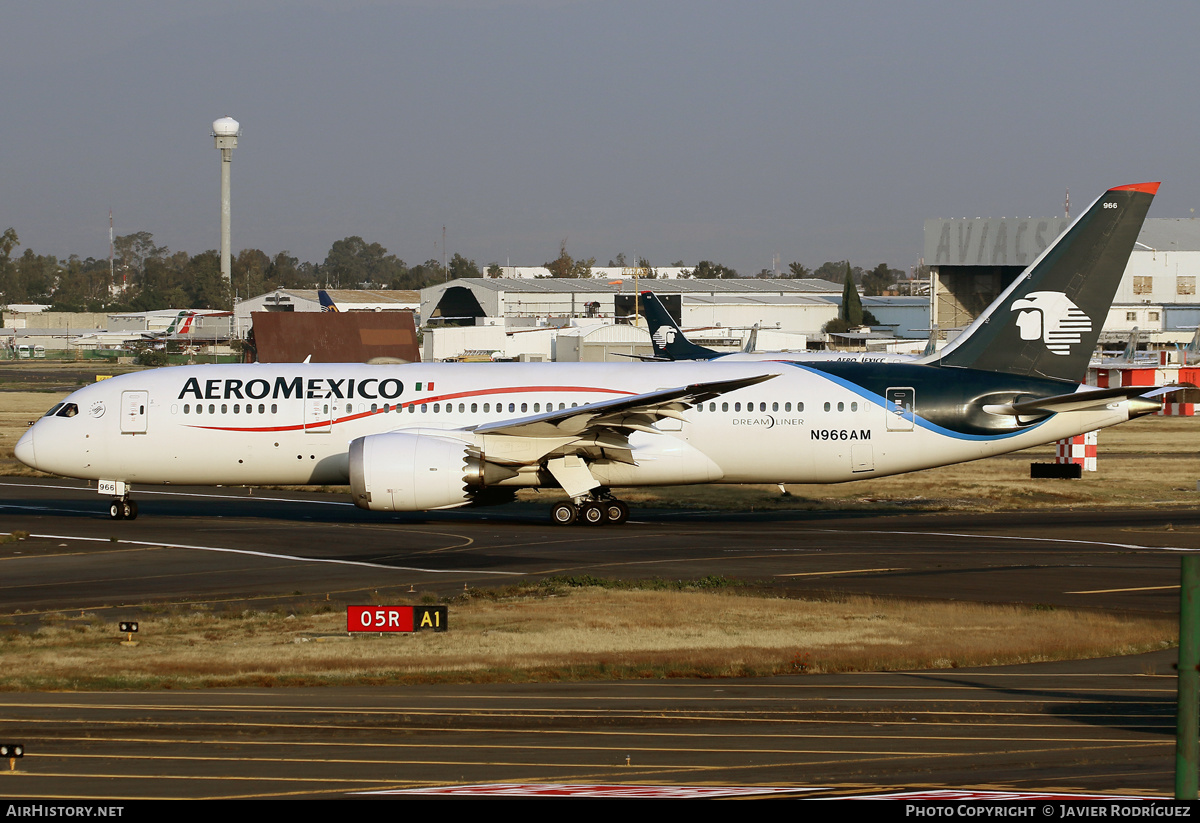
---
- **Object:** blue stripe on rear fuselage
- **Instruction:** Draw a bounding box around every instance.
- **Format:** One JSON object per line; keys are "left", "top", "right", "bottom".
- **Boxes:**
{"left": 780, "top": 362, "right": 1050, "bottom": 442}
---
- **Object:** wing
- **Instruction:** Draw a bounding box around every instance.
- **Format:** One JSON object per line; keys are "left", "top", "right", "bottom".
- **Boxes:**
{"left": 463, "top": 373, "right": 777, "bottom": 494}
{"left": 472, "top": 373, "right": 776, "bottom": 438}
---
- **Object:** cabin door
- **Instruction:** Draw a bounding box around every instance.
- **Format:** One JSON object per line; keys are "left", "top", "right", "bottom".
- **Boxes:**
{"left": 304, "top": 398, "right": 332, "bottom": 433}
{"left": 120, "top": 390, "right": 149, "bottom": 434}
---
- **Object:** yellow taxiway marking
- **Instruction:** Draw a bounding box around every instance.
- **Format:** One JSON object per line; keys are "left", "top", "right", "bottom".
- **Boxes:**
{"left": 1067, "top": 584, "right": 1180, "bottom": 594}
{"left": 778, "top": 567, "right": 904, "bottom": 578}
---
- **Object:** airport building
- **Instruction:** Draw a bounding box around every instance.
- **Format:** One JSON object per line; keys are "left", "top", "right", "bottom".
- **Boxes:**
{"left": 416, "top": 277, "right": 930, "bottom": 361}
{"left": 924, "top": 216, "right": 1200, "bottom": 347}
{"left": 233, "top": 288, "right": 420, "bottom": 337}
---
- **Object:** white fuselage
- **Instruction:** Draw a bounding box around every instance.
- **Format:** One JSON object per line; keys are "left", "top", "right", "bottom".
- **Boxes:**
{"left": 17, "top": 360, "right": 1131, "bottom": 493}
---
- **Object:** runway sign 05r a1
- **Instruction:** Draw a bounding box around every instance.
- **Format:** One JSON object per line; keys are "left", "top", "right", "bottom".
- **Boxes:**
{"left": 347, "top": 605, "right": 447, "bottom": 633}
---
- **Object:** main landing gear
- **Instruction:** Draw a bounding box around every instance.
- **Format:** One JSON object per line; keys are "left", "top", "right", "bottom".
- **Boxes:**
{"left": 108, "top": 498, "right": 138, "bottom": 520}
{"left": 551, "top": 494, "right": 630, "bottom": 526}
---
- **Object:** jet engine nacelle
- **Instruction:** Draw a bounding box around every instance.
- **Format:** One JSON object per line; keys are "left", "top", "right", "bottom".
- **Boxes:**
{"left": 349, "top": 431, "right": 474, "bottom": 512}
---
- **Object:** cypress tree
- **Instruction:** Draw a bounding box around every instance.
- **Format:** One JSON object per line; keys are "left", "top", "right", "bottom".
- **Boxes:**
{"left": 841, "top": 262, "right": 864, "bottom": 326}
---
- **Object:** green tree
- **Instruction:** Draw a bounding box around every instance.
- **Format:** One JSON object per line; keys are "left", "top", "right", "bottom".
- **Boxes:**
{"left": 114, "top": 231, "right": 167, "bottom": 283}
{"left": 232, "top": 249, "right": 271, "bottom": 300}
{"left": 184, "top": 250, "right": 230, "bottom": 309}
{"left": 862, "top": 262, "right": 897, "bottom": 296}
{"left": 635, "top": 256, "right": 657, "bottom": 279}
{"left": 399, "top": 259, "right": 446, "bottom": 290}
{"left": 266, "top": 252, "right": 317, "bottom": 291}
{"left": 323, "top": 237, "right": 406, "bottom": 289}
{"left": 50, "top": 255, "right": 108, "bottom": 311}
{"left": 787, "top": 261, "right": 810, "bottom": 279}
{"left": 693, "top": 260, "right": 738, "bottom": 279}
{"left": 841, "top": 262, "right": 864, "bottom": 326}
{"left": 14, "top": 248, "right": 57, "bottom": 302}
{"left": 0, "top": 228, "right": 17, "bottom": 260}
{"left": 448, "top": 252, "right": 480, "bottom": 280}
{"left": 486, "top": 262, "right": 504, "bottom": 278}
{"left": 130, "top": 255, "right": 188, "bottom": 310}
{"left": 544, "top": 240, "right": 595, "bottom": 278}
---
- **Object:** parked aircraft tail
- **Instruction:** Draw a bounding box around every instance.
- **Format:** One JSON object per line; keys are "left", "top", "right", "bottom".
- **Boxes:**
{"left": 1119, "top": 326, "right": 1141, "bottom": 363}
{"left": 936, "top": 182, "right": 1158, "bottom": 382}
{"left": 1181, "top": 327, "right": 1200, "bottom": 365}
{"left": 640, "top": 291, "right": 720, "bottom": 360}
{"left": 921, "top": 325, "right": 939, "bottom": 358}
{"left": 318, "top": 289, "right": 340, "bottom": 312}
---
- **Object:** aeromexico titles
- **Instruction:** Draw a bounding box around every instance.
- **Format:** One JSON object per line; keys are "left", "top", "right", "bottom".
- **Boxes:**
{"left": 17, "top": 183, "right": 1179, "bottom": 525}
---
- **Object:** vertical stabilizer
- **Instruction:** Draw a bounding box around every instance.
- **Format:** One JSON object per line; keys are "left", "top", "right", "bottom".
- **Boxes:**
{"left": 318, "top": 290, "right": 340, "bottom": 312}
{"left": 937, "top": 182, "right": 1158, "bottom": 381}
{"left": 640, "top": 291, "right": 719, "bottom": 360}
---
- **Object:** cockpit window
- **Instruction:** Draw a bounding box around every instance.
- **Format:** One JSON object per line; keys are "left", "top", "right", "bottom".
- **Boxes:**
{"left": 55, "top": 403, "right": 79, "bottom": 418}
{"left": 42, "top": 403, "right": 65, "bottom": 418}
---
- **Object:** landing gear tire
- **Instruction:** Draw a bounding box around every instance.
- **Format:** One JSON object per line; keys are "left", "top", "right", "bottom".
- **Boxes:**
{"left": 552, "top": 502, "right": 578, "bottom": 526}
{"left": 109, "top": 499, "right": 137, "bottom": 520}
{"left": 579, "top": 501, "right": 606, "bottom": 525}
{"left": 603, "top": 500, "right": 629, "bottom": 525}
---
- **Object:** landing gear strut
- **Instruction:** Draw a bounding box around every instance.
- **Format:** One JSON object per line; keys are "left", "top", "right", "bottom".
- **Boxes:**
{"left": 551, "top": 492, "right": 629, "bottom": 526}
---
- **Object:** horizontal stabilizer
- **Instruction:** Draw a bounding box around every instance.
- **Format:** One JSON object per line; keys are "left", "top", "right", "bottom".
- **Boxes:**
{"left": 983, "top": 383, "right": 1195, "bottom": 418}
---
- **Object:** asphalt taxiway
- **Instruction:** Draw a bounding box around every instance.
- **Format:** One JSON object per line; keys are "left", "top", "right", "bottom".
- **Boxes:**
{"left": 0, "top": 477, "right": 1195, "bottom": 798}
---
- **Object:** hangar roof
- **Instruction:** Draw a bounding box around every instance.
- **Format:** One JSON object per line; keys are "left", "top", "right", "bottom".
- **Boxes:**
{"left": 1136, "top": 219, "right": 1200, "bottom": 252}
{"left": 438, "top": 278, "right": 842, "bottom": 295}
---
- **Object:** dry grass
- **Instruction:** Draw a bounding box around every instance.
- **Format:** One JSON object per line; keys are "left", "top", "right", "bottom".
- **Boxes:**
{"left": 0, "top": 392, "right": 63, "bottom": 476}
{"left": 0, "top": 586, "right": 1175, "bottom": 690}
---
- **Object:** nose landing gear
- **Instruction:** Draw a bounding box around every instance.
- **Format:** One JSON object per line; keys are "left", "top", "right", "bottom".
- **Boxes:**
{"left": 107, "top": 498, "right": 137, "bottom": 520}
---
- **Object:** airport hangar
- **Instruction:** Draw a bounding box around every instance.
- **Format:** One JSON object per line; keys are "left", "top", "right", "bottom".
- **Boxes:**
{"left": 417, "top": 277, "right": 930, "bottom": 361}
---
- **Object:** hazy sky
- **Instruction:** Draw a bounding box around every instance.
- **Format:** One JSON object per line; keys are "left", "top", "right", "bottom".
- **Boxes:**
{"left": 3, "top": 0, "right": 1197, "bottom": 276}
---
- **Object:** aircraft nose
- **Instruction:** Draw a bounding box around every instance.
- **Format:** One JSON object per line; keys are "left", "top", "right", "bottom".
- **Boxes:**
{"left": 14, "top": 427, "right": 36, "bottom": 468}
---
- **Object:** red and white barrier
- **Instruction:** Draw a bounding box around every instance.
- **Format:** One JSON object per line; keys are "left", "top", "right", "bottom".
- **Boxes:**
{"left": 1157, "top": 402, "right": 1195, "bottom": 416}
{"left": 1056, "top": 430, "right": 1097, "bottom": 472}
